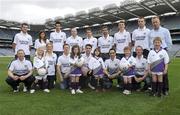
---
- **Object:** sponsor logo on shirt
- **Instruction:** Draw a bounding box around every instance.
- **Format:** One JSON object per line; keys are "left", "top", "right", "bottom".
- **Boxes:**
{"left": 19, "top": 40, "right": 29, "bottom": 45}
{"left": 117, "top": 39, "right": 126, "bottom": 43}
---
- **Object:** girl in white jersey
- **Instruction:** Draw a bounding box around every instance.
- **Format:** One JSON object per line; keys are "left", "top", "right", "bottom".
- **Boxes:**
{"left": 88, "top": 48, "right": 106, "bottom": 92}
{"left": 69, "top": 45, "right": 84, "bottom": 95}
{"left": 45, "top": 43, "right": 57, "bottom": 89}
{"left": 120, "top": 46, "right": 136, "bottom": 95}
{"left": 147, "top": 37, "right": 169, "bottom": 97}
{"left": 30, "top": 47, "right": 49, "bottom": 93}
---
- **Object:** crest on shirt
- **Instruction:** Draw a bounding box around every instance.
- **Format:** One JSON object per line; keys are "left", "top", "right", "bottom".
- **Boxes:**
{"left": 159, "top": 55, "right": 163, "bottom": 58}
{"left": 124, "top": 35, "right": 127, "bottom": 38}
{"left": 142, "top": 63, "right": 145, "bottom": 66}
{"left": 108, "top": 40, "right": 110, "bottom": 43}
{"left": 129, "top": 61, "right": 132, "bottom": 64}
{"left": 24, "top": 65, "right": 28, "bottom": 69}
{"left": 115, "top": 64, "right": 118, "bottom": 66}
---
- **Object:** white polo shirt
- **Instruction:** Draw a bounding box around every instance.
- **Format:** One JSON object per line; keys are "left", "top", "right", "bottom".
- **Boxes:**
{"left": 8, "top": 58, "right": 32, "bottom": 76}
{"left": 98, "top": 35, "right": 114, "bottom": 53}
{"left": 132, "top": 26, "right": 150, "bottom": 50}
{"left": 82, "top": 53, "right": 93, "bottom": 67}
{"left": 120, "top": 56, "right": 136, "bottom": 67}
{"left": 45, "top": 53, "right": 57, "bottom": 76}
{"left": 34, "top": 39, "right": 50, "bottom": 50}
{"left": 148, "top": 26, "right": 172, "bottom": 49}
{"left": 57, "top": 54, "right": 71, "bottom": 74}
{"left": 135, "top": 56, "right": 148, "bottom": 75}
{"left": 105, "top": 58, "right": 120, "bottom": 75}
{"left": 114, "top": 30, "right": 131, "bottom": 54}
{"left": 66, "top": 35, "right": 83, "bottom": 50}
{"left": 88, "top": 57, "right": 105, "bottom": 70}
{"left": 33, "top": 56, "right": 48, "bottom": 69}
{"left": 50, "top": 31, "right": 66, "bottom": 52}
{"left": 13, "top": 31, "right": 33, "bottom": 55}
{"left": 83, "top": 37, "right": 97, "bottom": 52}
{"left": 147, "top": 48, "right": 169, "bottom": 73}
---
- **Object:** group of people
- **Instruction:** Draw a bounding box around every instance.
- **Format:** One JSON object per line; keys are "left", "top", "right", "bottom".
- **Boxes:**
{"left": 6, "top": 16, "right": 172, "bottom": 97}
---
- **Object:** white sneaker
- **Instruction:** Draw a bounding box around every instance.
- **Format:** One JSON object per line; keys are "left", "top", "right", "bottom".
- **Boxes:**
{"left": 23, "top": 86, "right": 27, "bottom": 92}
{"left": 76, "top": 89, "right": 83, "bottom": 93}
{"left": 123, "top": 90, "right": 128, "bottom": 95}
{"left": 13, "top": 89, "right": 19, "bottom": 93}
{"left": 126, "top": 90, "right": 131, "bottom": 95}
{"left": 88, "top": 83, "right": 95, "bottom": 90}
{"left": 71, "top": 89, "right": 76, "bottom": 95}
{"left": 116, "top": 84, "right": 120, "bottom": 88}
{"left": 43, "top": 89, "right": 50, "bottom": 93}
{"left": 30, "top": 89, "right": 35, "bottom": 94}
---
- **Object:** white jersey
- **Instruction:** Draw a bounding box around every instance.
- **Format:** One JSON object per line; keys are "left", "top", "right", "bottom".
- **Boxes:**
{"left": 8, "top": 58, "right": 32, "bottom": 76}
{"left": 69, "top": 56, "right": 84, "bottom": 65}
{"left": 33, "top": 56, "right": 48, "bottom": 69}
{"left": 83, "top": 37, "right": 97, "bottom": 52}
{"left": 135, "top": 56, "right": 148, "bottom": 75}
{"left": 105, "top": 58, "right": 120, "bottom": 75}
{"left": 98, "top": 35, "right": 114, "bottom": 53}
{"left": 34, "top": 39, "right": 50, "bottom": 50}
{"left": 66, "top": 35, "right": 83, "bottom": 50}
{"left": 88, "top": 57, "right": 105, "bottom": 70}
{"left": 132, "top": 27, "right": 150, "bottom": 50}
{"left": 45, "top": 53, "right": 57, "bottom": 75}
{"left": 120, "top": 56, "right": 136, "bottom": 77}
{"left": 13, "top": 31, "right": 33, "bottom": 55}
{"left": 57, "top": 54, "right": 71, "bottom": 74}
{"left": 82, "top": 53, "right": 93, "bottom": 67}
{"left": 147, "top": 48, "right": 169, "bottom": 73}
{"left": 114, "top": 30, "right": 131, "bottom": 54}
{"left": 148, "top": 26, "right": 172, "bottom": 49}
{"left": 50, "top": 31, "right": 66, "bottom": 52}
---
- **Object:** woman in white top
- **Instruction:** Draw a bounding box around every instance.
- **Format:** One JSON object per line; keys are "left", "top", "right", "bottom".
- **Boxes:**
{"left": 88, "top": 48, "right": 106, "bottom": 92}
{"left": 34, "top": 30, "right": 49, "bottom": 51}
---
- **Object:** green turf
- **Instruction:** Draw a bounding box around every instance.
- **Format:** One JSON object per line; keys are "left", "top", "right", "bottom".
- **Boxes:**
{"left": 0, "top": 57, "right": 180, "bottom": 115}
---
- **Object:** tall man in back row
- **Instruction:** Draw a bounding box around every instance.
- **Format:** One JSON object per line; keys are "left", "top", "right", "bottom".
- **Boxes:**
{"left": 132, "top": 17, "right": 150, "bottom": 59}
{"left": 148, "top": 16, "right": 173, "bottom": 95}
{"left": 12, "top": 23, "right": 33, "bottom": 60}
{"left": 50, "top": 21, "right": 67, "bottom": 58}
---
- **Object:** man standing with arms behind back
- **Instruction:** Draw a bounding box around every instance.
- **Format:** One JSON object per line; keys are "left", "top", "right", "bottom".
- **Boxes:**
{"left": 12, "top": 23, "right": 33, "bottom": 60}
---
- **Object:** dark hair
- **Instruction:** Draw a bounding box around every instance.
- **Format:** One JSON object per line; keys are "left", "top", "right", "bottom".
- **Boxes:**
{"left": 38, "top": 30, "right": 47, "bottom": 43}
{"left": 135, "top": 45, "right": 143, "bottom": 50}
{"left": 86, "top": 28, "right": 92, "bottom": 32}
{"left": 21, "top": 23, "right": 28, "bottom": 27}
{"left": 101, "top": 26, "right": 108, "bottom": 30}
{"left": 70, "top": 45, "right": 81, "bottom": 59}
{"left": 93, "top": 48, "right": 101, "bottom": 57}
{"left": 55, "top": 21, "right": 61, "bottom": 26}
{"left": 109, "top": 48, "right": 116, "bottom": 54}
{"left": 63, "top": 43, "right": 70, "bottom": 48}
{"left": 85, "top": 44, "right": 92, "bottom": 48}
